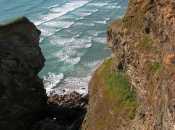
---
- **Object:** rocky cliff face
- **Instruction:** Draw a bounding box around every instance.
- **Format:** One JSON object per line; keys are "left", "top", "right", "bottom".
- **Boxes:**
{"left": 82, "top": 0, "right": 175, "bottom": 130}
{"left": 0, "top": 17, "right": 47, "bottom": 130}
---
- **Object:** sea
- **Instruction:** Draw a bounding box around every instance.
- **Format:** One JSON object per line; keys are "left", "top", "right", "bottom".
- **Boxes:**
{"left": 0, "top": 0, "right": 129, "bottom": 95}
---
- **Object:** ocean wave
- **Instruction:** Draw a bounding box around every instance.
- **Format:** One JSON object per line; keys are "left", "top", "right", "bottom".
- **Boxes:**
{"left": 104, "top": 5, "right": 116, "bottom": 9}
{"left": 78, "top": 12, "right": 92, "bottom": 17}
{"left": 39, "top": 27, "right": 59, "bottom": 36}
{"left": 53, "top": 49, "right": 76, "bottom": 61}
{"left": 65, "top": 57, "right": 81, "bottom": 64}
{"left": 43, "top": 72, "right": 64, "bottom": 93}
{"left": 83, "top": 60, "right": 103, "bottom": 72}
{"left": 75, "top": 17, "right": 84, "bottom": 20}
{"left": 54, "top": 76, "right": 91, "bottom": 95}
{"left": 33, "top": 20, "right": 45, "bottom": 26}
{"left": 87, "top": 2, "right": 108, "bottom": 7}
{"left": 103, "top": 18, "right": 110, "bottom": 20}
{"left": 84, "top": 43, "right": 92, "bottom": 48}
{"left": 94, "top": 20, "right": 107, "bottom": 24}
{"left": 73, "top": 22, "right": 95, "bottom": 26}
{"left": 50, "top": 37, "right": 75, "bottom": 46}
{"left": 87, "top": 30, "right": 98, "bottom": 36}
{"left": 48, "top": 4, "right": 59, "bottom": 9}
{"left": 41, "top": 1, "right": 90, "bottom": 22}
{"left": 92, "top": 37, "right": 107, "bottom": 44}
{"left": 74, "top": 32, "right": 82, "bottom": 37}
{"left": 43, "top": 21, "right": 74, "bottom": 28}
{"left": 116, "top": 6, "right": 121, "bottom": 8}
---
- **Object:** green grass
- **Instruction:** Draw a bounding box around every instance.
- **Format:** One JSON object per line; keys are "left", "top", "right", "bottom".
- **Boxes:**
{"left": 97, "top": 58, "right": 139, "bottom": 119}
{"left": 153, "top": 35, "right": 157, "bottom": 40}
{"left": 139, "top": 36, "right": 152, "bottom": 49}
{"left": 149, "top": 62, "right": 160, "bottom": 73}
{"left": 123, "top": 5, "right": 143, "bottom": 34}
{"left": 136, "top": 53, "right": 140, "bottom": 60}
{"left": 115, "top": 18, "right": 123, "bottom": 24}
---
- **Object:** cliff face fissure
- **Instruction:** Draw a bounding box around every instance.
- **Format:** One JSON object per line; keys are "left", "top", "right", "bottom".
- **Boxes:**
{"left": 82, "top": 0, "right": 175, "bottom": 130}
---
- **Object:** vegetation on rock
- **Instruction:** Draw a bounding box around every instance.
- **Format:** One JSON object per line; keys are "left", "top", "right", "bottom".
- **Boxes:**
{"left": 82, "top": 58, "right": 138, "bottom": 129}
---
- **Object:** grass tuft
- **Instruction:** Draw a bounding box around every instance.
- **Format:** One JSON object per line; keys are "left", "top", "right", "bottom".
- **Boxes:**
{"left": 149, "top": 62, "right": 160, "bottom": 73}
{"left": 97, "top": 58, "right": 139, "bottom": 119}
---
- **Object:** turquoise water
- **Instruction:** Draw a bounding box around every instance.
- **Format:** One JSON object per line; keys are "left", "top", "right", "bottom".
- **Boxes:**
{"left": 0, "top": 0, "right": 129, "bottom": 95}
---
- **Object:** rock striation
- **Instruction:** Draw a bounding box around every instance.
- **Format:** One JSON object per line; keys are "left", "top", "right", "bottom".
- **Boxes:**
{"left": 0, "top": 17, "right": 47, "bottom": 130}
{"left": 82, "top": 0, "right": 175, "bottom": 130}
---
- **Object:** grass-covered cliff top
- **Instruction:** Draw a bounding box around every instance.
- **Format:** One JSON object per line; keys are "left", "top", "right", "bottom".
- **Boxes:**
{"left": 0, "top": 16, "right": 29, "bottom": 28}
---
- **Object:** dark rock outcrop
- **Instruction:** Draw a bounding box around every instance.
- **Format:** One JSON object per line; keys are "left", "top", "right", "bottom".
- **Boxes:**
{"left": 82, "top": 0, "right": 175, "bottom": 130}
{"left": 0, "top": 17, "right": 47, "bottom": 130}
{"left": 32, "top": 92, "right": 88, "bottom": 130}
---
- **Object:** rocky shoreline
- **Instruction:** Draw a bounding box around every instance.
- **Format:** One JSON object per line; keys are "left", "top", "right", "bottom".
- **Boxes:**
{"left": 32, "top": 92, "right": 89, "bottom": 130}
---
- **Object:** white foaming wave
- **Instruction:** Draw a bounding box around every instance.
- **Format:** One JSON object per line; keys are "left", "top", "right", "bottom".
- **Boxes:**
{"left": 74, "top": 22, "right": 95, "bottom": 26}
{"left": 50, "top": 37, "right": 75, "bottom": 46}
{"left": 68, "top": 37, "right": 92, "bottom": 49}
{"left": 33, "top": 20, "right": 45, "bottom": 26}
{"left": 84, "top": 60, "right": 103, "bottom": 72}
{"left": 88, "top": 9, "right": 98, "bottom": 12}
{"left": 41, "top": 12, "right": 63, "bottom": 21}
{"left": 43, "top": 21, "right": 74, "bottom": 28}
{"left": 73, "top": 8, "right": 98, "bottom": 18}
{"left": 87, "top": 2, "right": 108, "bottom": 7}
{"left": 87, "top": 30, "right": 98, "bottom": 36}
{"left": 51, "top": 1, "right": 89, "bottom": 13}
{"left": 116, "top": 6, "right": 121, "bottom": 8}
{"left": 48, "top": 4, "right": 59, "bottom": 9}
{"left": 39, "top": 27, "right": 58, "bottom": 36}
{"left": 84, "top": 43, "right": 92, "bottom": 48}
{"left": 76, "top": 17, "right": 84, "bottom": 20}
{"left": 103, "top": 18, "right": 110, "bottom": 20}
{"left": 93, "top": 37, "right": 107, "bottom": 44}
{"left": 41, "top": 1, "right": 90, "bottom": 22}
{"left": 39, "top": 37, "right": 43, "bottom": 43}
{"left": 104, "top": 5, "right": 116, "bottom": 9}
{"left": 43, "top": 72, "right": 64, "bottom": 93}
{"left": 98, "top": 31, "right": 106, "bottom": 33}
{"left": 54, "top": 76, "right": 91, "bottom": 95}
{"left": 75, "top": 37, "right": 91, "bottom": 44}
{"left": 65, "top": 57, "right": 81, "bottom": 64}
{"left": 77, "top": 8, "right": 98, "bottom": 13}
{"left": 74, "top": 32, "right": 82, "bottom": 37}
{"left": 58, "top": 15, "right": 74, "bottom": 20}
{"left": 78, "top": 12, "right": 92, "bottom": 17}
{"left": 53, "top": 49, "right": 76, "bottom": 61}
{"left": 54, "top": 52, "right": 69, "bottom": 61}
{"left": 94, "top": 20, "right": 107, "bottom": 24}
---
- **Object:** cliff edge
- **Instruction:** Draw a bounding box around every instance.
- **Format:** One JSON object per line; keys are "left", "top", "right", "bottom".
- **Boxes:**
{"left": 82, "top": 0, "right": 175, "bottom": 130}
{"left": 0, "top": 17, "right": 47, "bottom": 130}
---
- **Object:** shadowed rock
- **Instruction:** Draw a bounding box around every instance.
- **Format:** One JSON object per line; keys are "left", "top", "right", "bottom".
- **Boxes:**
{"left": 0, "top": 16, "right": 47, "bottom": 130}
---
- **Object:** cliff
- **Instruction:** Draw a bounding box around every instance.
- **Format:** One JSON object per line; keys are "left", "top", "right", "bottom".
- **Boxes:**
{"left": 82, "top": 0, "right": 175, "bottom": 130}
{"left": 0, "top": 17, "right": 47, "bottom": 130}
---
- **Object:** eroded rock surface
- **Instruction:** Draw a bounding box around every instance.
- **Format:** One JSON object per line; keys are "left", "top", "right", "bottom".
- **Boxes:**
{"left": 0, "top": 17, "right": 47, "bottom": 130}
{"left": 82, "top": 0, "right": 175, "bottom": 130}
